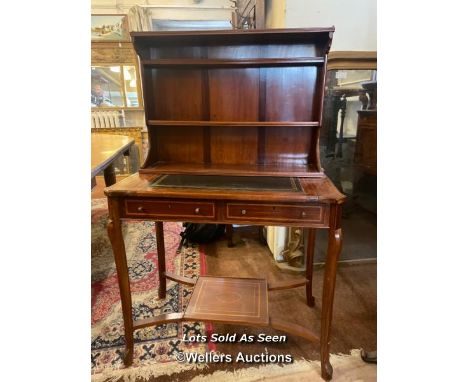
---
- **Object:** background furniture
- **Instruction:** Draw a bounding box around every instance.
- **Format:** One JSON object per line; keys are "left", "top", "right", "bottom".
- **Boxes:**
{"left": 355, "top": 110, "right": 377, "bottom": 176}
{"left": 91, "top": 134, "right": 134, "bottom": 188}
{"left": 232, "top": 0, "right": 265, "bottom": 29}
{"left": 105, "top": 28, "right": 345, "bottom": 381}
{"left": 354, "top": 81, "right": 377, "bottom": 176}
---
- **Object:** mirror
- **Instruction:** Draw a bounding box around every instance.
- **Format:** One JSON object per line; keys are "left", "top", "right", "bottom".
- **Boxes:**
{"left": 123, "top": 66, "right": 139, "bottom": 107}
{"left": 91, "top": 65, "right": 139, "bottom": 108}
{"left": 321, "top": 68, "right": 377, "bottom": 214}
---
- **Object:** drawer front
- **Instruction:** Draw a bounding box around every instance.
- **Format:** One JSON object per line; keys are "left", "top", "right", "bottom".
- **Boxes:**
{"left": 226, "top": 203, "right": 326, "bottom": 224}
{"left": 125, "top": 199, "right": 215, "bottom": 219}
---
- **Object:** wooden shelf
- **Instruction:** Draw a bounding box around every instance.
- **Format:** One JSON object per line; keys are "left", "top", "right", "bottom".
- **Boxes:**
{"left": 131, "top": 27, "right": 334, "bottom": 46}
{"left": 184, "top": 276, "right": 269, "bottom": 325}
{"left": 140, "top": 162, "right": 323, "bottom": 177}
{"left": 141, "top": 57, "right": 324, "bottom": 68}
{"left": 147, "top": 120, "right": 320, "bottom": 127}
{"left": 131, "top": 274, "right": 319, "bottom": 343}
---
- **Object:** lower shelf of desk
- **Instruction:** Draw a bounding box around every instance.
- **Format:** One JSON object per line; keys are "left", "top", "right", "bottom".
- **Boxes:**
{"left": 132, "top": 275, "right": 319, "bottom": 345}
{"left": 185, "top": 276, "right": 269, "bottom": 326}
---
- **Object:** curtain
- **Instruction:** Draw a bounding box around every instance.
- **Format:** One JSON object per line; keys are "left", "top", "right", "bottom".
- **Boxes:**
{"left": 127, "top": 5, "right": 152, "bottom": 32}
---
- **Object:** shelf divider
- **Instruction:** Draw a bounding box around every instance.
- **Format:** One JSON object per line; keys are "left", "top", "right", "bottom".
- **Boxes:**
{"left": 142, "top": 57, "right": 325, "bottom": 68}
{"left": 147, "top": 120, "right": 320, "bottom": 127}
{"left": 139, "top": 162, "right": 324, "bottom": 178}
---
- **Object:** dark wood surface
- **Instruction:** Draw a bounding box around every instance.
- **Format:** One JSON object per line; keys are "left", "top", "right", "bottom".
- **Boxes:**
{"left": 105, "top": 172, "right": 344, "bottom": 203}
{"left": 105, "top": 29, "right": 345, "bottom": 381}
{"left": 355, "top": 110, "right": 377, "bottom": 175}
{"left": 185, "top": 276, "right": 269, "bottom": 326}
{"left": 91, "top": 134, "right": 134, "bottom": 187}
{"left": 306, "top": 228, "right": 317, "bottom": 307}
{"left": 155, "top": 222, "right": 166, "bottom": 299}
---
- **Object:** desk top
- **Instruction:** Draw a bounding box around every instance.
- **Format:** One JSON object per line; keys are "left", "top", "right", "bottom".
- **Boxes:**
{"left": 91, "top": 135, "right": 134, "bottom": 177}
{"left": 104, "top": 172, "right": 345, "bottom": 203}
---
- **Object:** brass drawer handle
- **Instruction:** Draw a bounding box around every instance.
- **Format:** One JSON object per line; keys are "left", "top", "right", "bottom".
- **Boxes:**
{"left": 301, "top": 211, "right": 307, "bottom": 218}
{"left": 241, "top": 209, "right": 247, "bottom": 215}
{"left": 194, "top": 207, "right": 200, "bottom": 214}
{"left": 137, "top": 206, "right": 144, "bottom": 212}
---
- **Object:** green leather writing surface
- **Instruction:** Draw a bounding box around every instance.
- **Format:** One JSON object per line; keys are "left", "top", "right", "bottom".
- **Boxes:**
{"left": 150, "top": 174, "right": 303, "bottom": 192}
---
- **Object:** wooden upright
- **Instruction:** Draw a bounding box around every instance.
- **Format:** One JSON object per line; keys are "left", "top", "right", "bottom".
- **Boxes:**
{"left": 105, "top": 28, "right": 345, "bottom": 381}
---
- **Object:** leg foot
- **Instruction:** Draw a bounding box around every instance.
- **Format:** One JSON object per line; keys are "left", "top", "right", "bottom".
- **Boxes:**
{"left": 123, "top": 346, "right": 134, "bottom": 367}
{"left": 306, "top": 293, "right": 315, "bottom": 307}
{"left": 321, "top": 360, "right": 333, "bottom": 381}
{"left": 361, "top": 349, "right": 377, "bottom": 363}
{"left": 320, "top": 204, "right": 343, "bottom": 382}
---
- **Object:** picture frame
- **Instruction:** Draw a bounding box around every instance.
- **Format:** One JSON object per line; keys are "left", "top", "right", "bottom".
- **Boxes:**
{"left": 336, "top": 69, "right": 375, "bottom": 88}
{"left": 91, "top": 14, "right": 130, "bottom": 42}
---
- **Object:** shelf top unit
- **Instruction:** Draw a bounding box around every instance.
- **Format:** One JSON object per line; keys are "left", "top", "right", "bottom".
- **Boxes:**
{"left": 133, "top": 28, "right": 333, "bottom": 177}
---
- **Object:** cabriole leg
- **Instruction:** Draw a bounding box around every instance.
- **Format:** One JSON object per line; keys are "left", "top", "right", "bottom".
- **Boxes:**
{"left": 320, "top": 204, "right": 343, "bottom": 380}
{"left": 107, "top": 198, "right": 134, "bottom": 366}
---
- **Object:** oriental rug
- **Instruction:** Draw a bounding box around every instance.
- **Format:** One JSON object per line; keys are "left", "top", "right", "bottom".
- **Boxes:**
{"left": 91, "top": 198, "right": 214, "bottom": 381}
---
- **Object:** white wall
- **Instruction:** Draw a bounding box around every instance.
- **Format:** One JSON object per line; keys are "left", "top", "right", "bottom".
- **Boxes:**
{"left": 284, "top": 0, "right": 376, "bottom": 51}
{"left": 266, "top": 0, "right": 285, "bottom": 28}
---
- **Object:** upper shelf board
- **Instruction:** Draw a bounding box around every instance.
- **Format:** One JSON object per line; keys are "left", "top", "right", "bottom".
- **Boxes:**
{"left": 131, "top": 27, "right": 335, "bottom": 48}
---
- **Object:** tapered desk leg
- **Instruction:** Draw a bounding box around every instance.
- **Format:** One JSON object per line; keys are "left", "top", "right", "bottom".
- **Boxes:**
{"left": 103, "top": 163, "right": 116, "bottom": 186}
{"left": 155, "top": 222, "right": 166, "bottom": 299}
{"left": 107, "top": 198, "right": 134, "bottom": 367}
{"left": 320, "top": 205, "right": 343, "bottom": 381}
{"left": 226, "top": 224, "right": 234, "bottom": 247}
{"left": 305, "top": 228, "right": 316, "bottom": 307}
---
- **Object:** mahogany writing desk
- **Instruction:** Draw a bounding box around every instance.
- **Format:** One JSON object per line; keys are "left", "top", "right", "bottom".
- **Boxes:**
{"left": 105, "top": 28, "right": 345, "bottom": 381}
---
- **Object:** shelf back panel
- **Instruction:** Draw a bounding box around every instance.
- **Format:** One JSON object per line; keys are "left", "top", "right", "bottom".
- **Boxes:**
{"left": 209, "top": 68, "right": 260, "bottom": 121}
{"left": 149, "top": 68, "right": 204, "bottom": 120}
{"left": 210, "top": 126, "right": 258, "bottom": 165}
{"left": 265, "top": 66, "right": 318, "bottom": 122}
{"left": 149, "top": 44, "right": 323, "bottom": 60}
{"left": 263, "top": 126, "right": 312, "bottom": 166}
{"left": 145, "top": 67, "right": 320, "bottom": 122}
{"left": 153, "top": 125, "right": 205, "bottom": 164}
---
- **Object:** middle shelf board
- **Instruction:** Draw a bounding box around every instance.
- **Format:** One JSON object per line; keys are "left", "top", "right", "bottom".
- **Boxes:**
{"left": 147, "top": 120, "right": 320, "bottom": 127}
{"left": 141, "top": 57, "right": 325, "bottom": 68}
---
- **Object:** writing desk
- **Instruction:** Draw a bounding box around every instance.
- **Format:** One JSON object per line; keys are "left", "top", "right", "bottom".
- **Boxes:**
{"left": 105, "top": 28, "right": 345, "bottom": 380}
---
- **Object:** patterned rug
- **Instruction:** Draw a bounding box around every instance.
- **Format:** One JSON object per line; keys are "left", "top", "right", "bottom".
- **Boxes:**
{"left": 91, "top": 198, "right": 214, "bottom": 381}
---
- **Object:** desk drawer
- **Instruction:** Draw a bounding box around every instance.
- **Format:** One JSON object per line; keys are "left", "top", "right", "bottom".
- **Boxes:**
{"left": 226, "top": 203, "right": 327, "bottom": 224}
{"left": 125, "top": 199, "right": 215, "bottom": 219}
